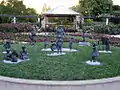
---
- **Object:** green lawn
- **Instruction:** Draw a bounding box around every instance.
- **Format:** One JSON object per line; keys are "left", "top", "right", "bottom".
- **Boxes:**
{"left": 0, "top": 42, "right": 120, "bottom": 80}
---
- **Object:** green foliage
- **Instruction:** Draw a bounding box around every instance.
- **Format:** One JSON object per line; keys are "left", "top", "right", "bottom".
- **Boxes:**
{"left": 85, "top": 19, "right": 93, "bottom": 22}
{"left": 0, "top": 0, "right": 38, "bottom": 23}
{"left": 111, "top": 5, "right": 120, "bottom": 24}
{"left": 83, "top": 22, "right": 120, "bottom": 35}
{"left": 41, "top": 4, "right": 51, "bottom": 14}
{"left": 112, "top": 5, "right": 120, "bottom": 11}
{"left": 71, "top": 4, "right": 81, "bottom": 14}
{"left": 72, "top": 0, "right": 113, "bottom": 16}
{"left": 49, "top": 17, "right": 73, "bottom": 25}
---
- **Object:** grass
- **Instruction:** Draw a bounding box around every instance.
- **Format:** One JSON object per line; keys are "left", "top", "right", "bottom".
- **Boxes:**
{"left": 0, "top": 42, "right": 120, "bottom": 80}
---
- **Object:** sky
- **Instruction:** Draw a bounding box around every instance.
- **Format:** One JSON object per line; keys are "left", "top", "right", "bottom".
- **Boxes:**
{"left": 23, "top": 0, "right": 120, "bottom": 14}
{"left": 0, "top": 0, "right": 120, "bottom": 14}
{"left": 23, "top": 0, "right": 79, "bottom": 14}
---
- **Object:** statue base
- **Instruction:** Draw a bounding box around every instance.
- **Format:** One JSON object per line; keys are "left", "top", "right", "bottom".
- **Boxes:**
{"left": 99, "top": 50, "right": 112, "bottom": 54}
{"left": 79, "top": 42, "right": 90, "bottom": 46}
{"left": 47, "top": 52, "right": 66, "bottom": 56}
{"left": 19, "top": 42, "right": 28, "bottom": 44}
{"left": 2, "top": 51, "right": 11, "bottom": 54}
{"left": 86, "top": 60, "right": 102, "bottom": 66}
{"left": 41, "top": 48, "right": 78, "bottom": 52}
{"left": 3, "top": 58, "right": 30, "bottom": 64}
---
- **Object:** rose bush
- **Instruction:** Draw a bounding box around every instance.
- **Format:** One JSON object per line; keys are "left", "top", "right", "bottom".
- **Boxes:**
{"left": 0, "top": 23, "right": 32, "bottom": 33}
{"left": 83, "top": 22, "right": 120, "bottom": 35}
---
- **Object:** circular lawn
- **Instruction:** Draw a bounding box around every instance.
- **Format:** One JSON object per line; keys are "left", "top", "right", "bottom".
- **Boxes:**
{"left": 0, "top": 42, "right": 120, "bottom": 80}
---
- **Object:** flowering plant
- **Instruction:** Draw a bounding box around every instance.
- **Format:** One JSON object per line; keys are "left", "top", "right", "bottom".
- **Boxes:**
{"left": 0, "top": 23, "right": 32, "bottom": 33}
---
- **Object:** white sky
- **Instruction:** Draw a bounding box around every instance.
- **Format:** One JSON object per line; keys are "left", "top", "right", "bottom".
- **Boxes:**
{"left": 0, "top": 0, "right": 120, "bottom": 14}
{"left": 23, "top": 0, "right": 79, "bottom": 14}
{"left": 23, "top": 0, "right": 120, "bottom": 14}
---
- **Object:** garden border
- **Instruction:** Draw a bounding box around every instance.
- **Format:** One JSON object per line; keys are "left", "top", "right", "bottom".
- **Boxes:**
{"left": 0, "top": 75, "right": 120, "bottom": 90}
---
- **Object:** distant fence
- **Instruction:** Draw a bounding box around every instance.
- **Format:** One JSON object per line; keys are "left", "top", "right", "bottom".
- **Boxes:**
{"left": 0, "top": 14, "right": 38, "bottom": 18}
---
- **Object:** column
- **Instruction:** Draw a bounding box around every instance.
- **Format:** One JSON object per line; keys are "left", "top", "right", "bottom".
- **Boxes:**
{"left": 13, "top": 17, "right": 16, "bottom": 24}
{"left": 106, "top": 18, "right": 109, "bottom": 25}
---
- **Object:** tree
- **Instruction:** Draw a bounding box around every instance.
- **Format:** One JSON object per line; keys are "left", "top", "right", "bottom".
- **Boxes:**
{"left": 112, "top": 5, "right": 120, "bottom": 15}
{"left": 72, "top": 0, "right": 113, "bottom": 16}
{"left": 112, "top": 5, "right": 120, "bottom": 11}
{"left": 41, "top": 4, "right": 51, "bottom": 14}
{"left": 111, "top": 5, "right": 120, "bottom": 24}
{"left": 26, "top": 8, "right": 37, "bottom": 15}
{"left": 0, "top": 0, "right": 38, "bottom": 23}
{"left": 71, "top": 4, "right": 82, "bottom": 13}
{"left": 0, "top": 0, "right": 38, "bottom": 15}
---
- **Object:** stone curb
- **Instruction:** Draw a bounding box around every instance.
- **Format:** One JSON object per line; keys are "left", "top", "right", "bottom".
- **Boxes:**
{"left": 0, "top": 76, "right": 120, "bottom": 86}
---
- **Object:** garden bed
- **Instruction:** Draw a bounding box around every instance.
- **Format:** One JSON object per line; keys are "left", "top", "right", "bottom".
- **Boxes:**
{"left": 1, "top": 32, "right": 120, "bottom": 46}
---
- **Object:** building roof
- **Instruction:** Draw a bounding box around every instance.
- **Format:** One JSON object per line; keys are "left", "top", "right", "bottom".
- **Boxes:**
{"left": 43, "top": 6, "right": 80, "bottom": 16}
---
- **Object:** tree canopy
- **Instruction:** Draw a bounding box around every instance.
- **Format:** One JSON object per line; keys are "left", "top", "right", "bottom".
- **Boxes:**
{"left": 41, "top": 4, "right": 51, "bottom": 14}
{"left": 0, "top": 0, "right": 37, "bottom": 15}
{"left": 72, "top": 0, "right": 113, "bottom": 16}
{"left": 112, "top": 5, "right": 120, "bottom": 15}
{"left": 0, "top": 0, "right": 38, "bottom": 23}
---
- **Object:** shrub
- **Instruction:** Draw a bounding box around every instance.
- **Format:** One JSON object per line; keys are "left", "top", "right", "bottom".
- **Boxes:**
{"left": 85, "top": 18, "right": 93, "bottom": 23}
{"left": 83, "top": 22, "right": 120, "bottom": 35}
{"left": 0, "top": 23, "right": 32, "bottom": 33}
